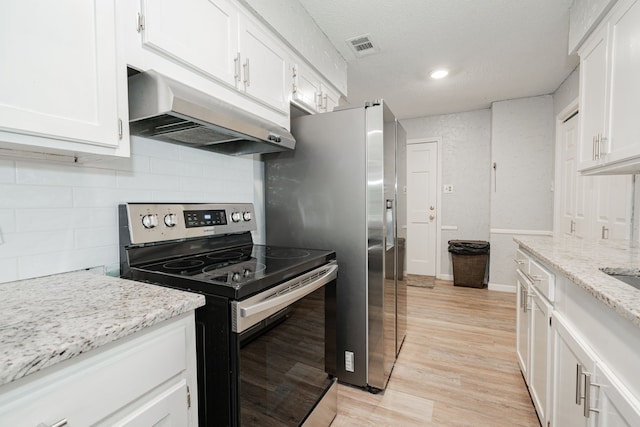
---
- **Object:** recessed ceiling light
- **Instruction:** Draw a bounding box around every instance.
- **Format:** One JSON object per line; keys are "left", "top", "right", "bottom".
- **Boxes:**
{"left": 430, "top": 69, "right": 449, "bottom": 79}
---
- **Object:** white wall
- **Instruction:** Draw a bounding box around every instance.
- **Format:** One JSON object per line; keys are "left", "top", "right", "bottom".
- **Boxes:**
{"left": 401, "top": 109, "right": 492, "bottom": 278}
{"left": 554, "top": 66, "right": 579, "bottom": 116}
{"left": 490, "top": 96, "right": 555, "bottom": 289}
{"left": 0, "top": 137, "right": 263, "bottom": 284}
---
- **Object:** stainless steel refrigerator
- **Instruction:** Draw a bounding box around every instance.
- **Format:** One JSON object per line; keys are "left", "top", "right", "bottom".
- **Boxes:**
{"left": 264, "top": 101, "right": 407, "bottom": 391}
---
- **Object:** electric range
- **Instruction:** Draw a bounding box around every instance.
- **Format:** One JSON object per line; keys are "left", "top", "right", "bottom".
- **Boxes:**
{"left": 119, "top": 203, "right": 338, "bottom": 427}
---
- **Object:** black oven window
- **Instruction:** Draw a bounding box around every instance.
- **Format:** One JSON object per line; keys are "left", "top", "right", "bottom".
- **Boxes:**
{"left": 239, "top": 287, "right": 331, "bottom": 426}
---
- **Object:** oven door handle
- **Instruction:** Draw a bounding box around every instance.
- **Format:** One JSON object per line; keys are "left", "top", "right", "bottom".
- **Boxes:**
{"left": 240, "top": 262, "right": 338, "bottom": 319}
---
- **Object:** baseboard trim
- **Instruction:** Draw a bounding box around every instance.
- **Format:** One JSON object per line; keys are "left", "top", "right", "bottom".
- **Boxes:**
{"left": 488, "top": 282, "right": 516, "bottom": 293}
{"left": 437, "top": 273, "right": 453, "bottom": 281}
{"left": 490, "top": 228, "right": 553, "bottom": 236}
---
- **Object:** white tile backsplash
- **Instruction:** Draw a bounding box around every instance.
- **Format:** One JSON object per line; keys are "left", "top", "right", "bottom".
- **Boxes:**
{"left": 0, "top": 137, "right": 262, "bottom": 283}
{"left": 0, "top": 159, "right": 15, "bottom": 183}
{"left": 0, "top": 184, "right": 74, "bottom": 208}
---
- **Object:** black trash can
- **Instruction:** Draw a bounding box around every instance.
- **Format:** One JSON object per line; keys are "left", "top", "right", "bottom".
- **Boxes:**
{"left": 448, "top": 240, "right": 490, "bottom": 288}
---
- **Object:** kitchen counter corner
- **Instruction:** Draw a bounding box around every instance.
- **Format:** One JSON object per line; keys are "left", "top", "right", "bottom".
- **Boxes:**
{"left": 513, "top": 235, "right": 640, "bottom": 329}
{"left": 0, "top": 271, "right": 205, "bottom": 387}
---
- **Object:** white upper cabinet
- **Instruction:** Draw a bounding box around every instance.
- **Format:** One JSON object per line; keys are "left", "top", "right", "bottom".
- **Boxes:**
{"left": 140, "top": 0, "right": 239, "bottom": 86}
{"left": 0, "top": 0, "right": 129, "bottom": 160}
{"left": 578, "top": 22, "right": 609, "bottom": 171}
{"left": 605, "top": 0, "right": 640, "bottom": 166}
{"left": 237, "top": 17, "right": 289, "bottom": 113}
{"left": 130, "top": 0, "right": 290, "bottom": 117}
{"left": 578, "top": 0, "right": 640, "bottom": 174}
{"left": 291, "top": 63, "right": 341, "bottom": 114}
{"left": 291, "top": 64, "right": 323, "bottom": 113}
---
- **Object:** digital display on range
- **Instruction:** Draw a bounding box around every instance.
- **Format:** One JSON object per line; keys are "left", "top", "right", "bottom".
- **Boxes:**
{"left": 184, "top": 209, "right": 227, "bottom": 228}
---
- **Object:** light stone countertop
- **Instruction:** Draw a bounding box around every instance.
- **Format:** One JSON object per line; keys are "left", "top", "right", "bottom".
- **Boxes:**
{"left": 514, "top": 235, "right": 640, "bottom": 329}
{"left": 0, "top": 271, "right": 205, "bottom": 387}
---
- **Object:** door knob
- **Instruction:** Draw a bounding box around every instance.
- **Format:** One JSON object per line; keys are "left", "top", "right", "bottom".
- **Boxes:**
{"left": 430, "top": 206, "right": 435, "bottom": 211}
{"left": 429, "top": 215, "right": 435, "bottom": 220}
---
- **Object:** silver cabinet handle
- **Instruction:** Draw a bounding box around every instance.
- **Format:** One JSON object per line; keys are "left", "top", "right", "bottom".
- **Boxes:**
{"left": 513, "top": 259, "right": 525, "bottom": 265}
{"left": 243, "top": 58, "right": 250, "bottom": 87}
{"left": 593, "top": 136, "right": 597, "bottom": 161}
{"left": 38, "top": 420, "right": 68, "bottom": 427}
{"left": 583, "top": 371, "right": 592, "bottom": 418}
{"left": 576, "top": 364, "right": 583, "bottom": 405}
{"left": 601, "top": 226, "right": 609, "bottom": 240}
{"left": 234, "top": 52, "right": 241, "bottom": 84}
{"left": 583, "top": 371, "right": 601, "bottom": 418}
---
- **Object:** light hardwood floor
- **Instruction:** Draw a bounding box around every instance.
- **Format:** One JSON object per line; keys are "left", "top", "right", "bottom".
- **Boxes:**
{"left": 331, "top": 279, "right": 540, "bottom": 427}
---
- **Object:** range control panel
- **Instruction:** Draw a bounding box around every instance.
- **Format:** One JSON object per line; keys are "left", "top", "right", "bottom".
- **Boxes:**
{"left": 123, "top": 203, "right": 256, "bottom": 245}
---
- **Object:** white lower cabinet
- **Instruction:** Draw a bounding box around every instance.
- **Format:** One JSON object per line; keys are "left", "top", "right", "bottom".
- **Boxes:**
{"left": 551, "top": 313, "right": 596, "bottom": 427}
{"left": 516, "top": 264, "right": 553, "bottom": 427}
{"left": 529, "top": 286, "right": 552, "bottom": 426}
{"left": 593, "top": 364, "right": 640, "bottom": 427}
{"left": 0, "top": 313, "right": 198, "bottom": 426}
{"left": 516, "top": 270, "right": 531, "bottom": 380}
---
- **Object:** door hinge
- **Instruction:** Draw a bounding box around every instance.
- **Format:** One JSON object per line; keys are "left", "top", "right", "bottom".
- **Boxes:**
{"left": 118, "top": 118, "right": 123, "bottom": 140}
{"left": 187, "top": 385, "right": 191, "bottom": 408}
{"left": 137, "top": 13, "right": 145, "bottom": 32}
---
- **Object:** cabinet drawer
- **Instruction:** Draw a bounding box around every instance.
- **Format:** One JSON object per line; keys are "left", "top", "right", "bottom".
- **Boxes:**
{"left": 514, "top": 248, "right": 530, "bottom": 273}
{"left": 0, "top": 321, "right": 187, "bottom": 426}
{"left": 530, "top": 259, "right": 555, "bottom": 302}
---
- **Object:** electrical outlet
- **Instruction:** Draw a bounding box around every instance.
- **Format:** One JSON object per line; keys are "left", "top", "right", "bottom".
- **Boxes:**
{"left": 345, "top": 351, "right": 354, "bottom": 372}
{"left": 443, "top": 184, "right": 454, "bottom": 193}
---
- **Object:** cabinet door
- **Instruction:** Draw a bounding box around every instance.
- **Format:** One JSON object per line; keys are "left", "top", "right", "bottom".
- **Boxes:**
{"left": 140, "top": 0, "right": 239, "bottom": 86}
{"left": 111, "top": 380, "right": 190, "bottom": 427}
{"left": 594, "top": 364, "right": 640, "bottom": 427}
{"left": 516, "top": 271, "right": 530, "bottom": 381}
{"left": 593, "top": 175, "right": 632, "bottom": 240}
{"left": 238, "top": 17, "right": 289, "bottom": 113}
{"left": 578, "top": 22, "right": 609, "bottom": 170}
{"left": 551, "top": 314, "right": 596, "bottom": 427}
{"left": 0, "top": 0, "right": 124, "bottom": 149}
{"left": 291, "top": 64, "right": 322, "bottom": 113}
{"left": 606, "top": 0, "right": 640, "bottom": 164}
{"left": 320, "top": 83, "right": 340, "bottom": 113}
{"left": 529, "top": 287, "right": 552, "bottom": 426}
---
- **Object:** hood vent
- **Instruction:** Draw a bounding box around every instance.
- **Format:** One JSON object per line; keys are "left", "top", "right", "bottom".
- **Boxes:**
{"left": 346, "top": 34, "right": 379, "bottom": 57}
{"left": 127, "top": 70, "right": 295, "bottom": 156}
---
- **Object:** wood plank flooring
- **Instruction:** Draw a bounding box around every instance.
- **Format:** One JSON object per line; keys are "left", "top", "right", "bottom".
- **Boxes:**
{"left": 331, "top": 279, "right": 540, "bottom": 427}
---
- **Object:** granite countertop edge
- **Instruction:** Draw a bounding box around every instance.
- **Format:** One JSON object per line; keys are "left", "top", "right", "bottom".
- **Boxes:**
{"left": 514, "top": 236, "right": 640, "bottom": 329}
{"left": 0, "top": 271, "right": 206, "bottom": 387}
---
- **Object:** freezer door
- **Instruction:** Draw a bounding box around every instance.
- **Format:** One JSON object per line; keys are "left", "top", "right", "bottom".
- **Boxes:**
{"left": 396, "top": 121, "right": 408, "bottom": 355}
{"left": 367, "top": 102, "right": 398, "bottom": 390}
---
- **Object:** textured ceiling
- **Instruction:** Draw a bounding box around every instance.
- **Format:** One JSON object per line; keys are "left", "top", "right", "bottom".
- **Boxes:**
{"left": 297, "top": 0, "right": 579, "bottom": 119}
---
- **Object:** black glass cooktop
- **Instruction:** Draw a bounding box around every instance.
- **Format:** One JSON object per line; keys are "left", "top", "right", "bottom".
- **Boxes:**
{"left": 132, "top": 244, "right": 336, "bottom": 300}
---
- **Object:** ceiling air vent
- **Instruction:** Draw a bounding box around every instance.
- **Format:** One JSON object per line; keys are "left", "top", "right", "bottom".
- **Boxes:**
{"left": 346, "top": 34, "right": 379, "bottom": 57}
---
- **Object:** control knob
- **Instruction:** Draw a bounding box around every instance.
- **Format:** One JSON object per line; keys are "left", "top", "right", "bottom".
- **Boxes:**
{"left": 242, "top": 211, "right": 252, "bottom": 222}
{"left": 231, "top": 212, "right": 242, "bottom": 223}
{"left": 141, "top": 214, "right": 158, "bottom": 229}
{"left": 232, "top": 272, "right": 241, "bottom": 282}
{"left": 164, "top": 213, "right": 178, "bottom": 227}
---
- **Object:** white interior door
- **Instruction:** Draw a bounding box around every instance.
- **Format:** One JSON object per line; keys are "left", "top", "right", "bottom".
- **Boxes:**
{"left": 559, "top": 112, "right": 590, "bottom": 238}
{"left": 406, "top": 142, "right": 437, "bottom": 275}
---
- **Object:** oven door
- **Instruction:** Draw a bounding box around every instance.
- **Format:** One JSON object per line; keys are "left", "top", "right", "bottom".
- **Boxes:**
{"left": 231, "top": 261, "right": 338, "bottom": 426}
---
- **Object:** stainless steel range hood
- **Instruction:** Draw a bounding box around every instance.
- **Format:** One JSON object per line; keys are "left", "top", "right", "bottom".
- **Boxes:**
{"left": 127, "top": 70, "right": 295, "bottom": 156}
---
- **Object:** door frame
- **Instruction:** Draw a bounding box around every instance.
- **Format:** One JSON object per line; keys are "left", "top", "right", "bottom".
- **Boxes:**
{"left": 553, "top": 98, "right": 579, "bottom": 237}
{"left": 406, "top": 137, "right": 442, "bottom": 278}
